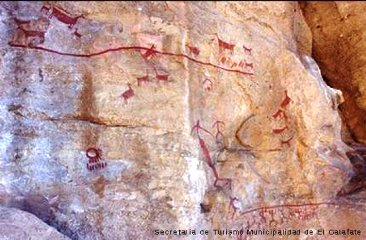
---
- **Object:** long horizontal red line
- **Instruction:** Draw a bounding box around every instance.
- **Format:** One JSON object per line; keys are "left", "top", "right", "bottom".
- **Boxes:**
{"left": 239, "top": 201, "right": 361, "bottom": 216}
{"left": 8, "top": 42, "right": 254, "bottom": 77}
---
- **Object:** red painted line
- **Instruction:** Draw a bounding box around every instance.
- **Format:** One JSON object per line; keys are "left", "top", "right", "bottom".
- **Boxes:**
{"left": 8, "top": 42, "right": 254, "bottom": 77}
{"left": 239, "top": 201, "right": 362, "bottom": 216}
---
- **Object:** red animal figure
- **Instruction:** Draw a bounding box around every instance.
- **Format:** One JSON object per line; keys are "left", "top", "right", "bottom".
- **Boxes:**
{"left": 10, "top": 17, "right": 48, "bottom": 47}
{"left": 231, "top": 62, "right": 238, "bottom": 68}
{"left": 154, "top": 68, "right": 169, "bottom": 83}
{"left": 142, "top": 45, "right": 156, "bottom": 60}
{"left": 280, "top": 90, "right": 291, "bottom": 108}
{"left": 243, "top": 45, "right": 252, "bottom": 55}
{"left": 136, "top": 71, "right": 150, "bottom": 86}
{"left": 18, "top": 26, "right": 46, "bottom": 46}
{"left": 272, "top": 126, "right": 289, "bottom": 134}
{"left": 14, "top": 18, "right": 31, "bottom": 25}
{"left": 42, "top": 4, "right": 84, "bottom": 29}
{"left": 281, "top": 136, "right": 293, "bottom": 148}
{"left": 245, "top": 62, "right": 254, "bottom": 69}
{"left": 191, "top": 120, "right": 232, "bottom": 189}
{"left": 212, "top": 121, "right": 225, "bottom": 140}
{"left": 85, "top": 148, "right": 107, "bottom": 171}
{"left": 186, "top": 44, "right": 200, "bottom": 56}
{"left": 272, "top": 109, "right": 288, "bottom": 122}
{"left": 203, "top": 78, "right": 213, "bottom": 91}
{"left": 121, "top": 83, "right": 134, "bottom": 103}
{"left": 216, "top": 34, "right": 235, "bottom": 53}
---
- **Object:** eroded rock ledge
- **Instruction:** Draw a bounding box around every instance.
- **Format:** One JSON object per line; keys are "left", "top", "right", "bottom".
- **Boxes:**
{"left": 0, "top": 206, "right": 70, "bottom": 240}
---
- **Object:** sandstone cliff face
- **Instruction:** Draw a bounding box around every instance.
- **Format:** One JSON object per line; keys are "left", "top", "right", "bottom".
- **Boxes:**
{"left": 0, "top": 2, "right": 365, "bottom": 240}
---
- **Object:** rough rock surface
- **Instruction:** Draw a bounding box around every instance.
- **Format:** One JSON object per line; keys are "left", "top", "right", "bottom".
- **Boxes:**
{"left": 301, "top": 2, "right": 366, "bottom": 144}
{"left": 0, "top": 2, "right": 365, "bottom": 240}
{"left": 0, "top": 206, "right": 70, "bottom": 240}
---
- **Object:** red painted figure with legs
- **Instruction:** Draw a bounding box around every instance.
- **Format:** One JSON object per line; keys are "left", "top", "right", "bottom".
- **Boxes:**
{"left": 9, "top": 17, "right": 48, "bottom": 47}
{"left": 41, "top": 4, "right": 84, "bottom": 29}
{"left": 17, "top": 26, "right": 46, "bottom": 46}
{"left": 245, "top": 62, "right": 254, "bottom": 69}
{"left": 154, "top": 67, "right": 169, "bottom": 83}
{"left": 191, "top": 120, "right": 232, "bottom": 189}
{"left": 212, "top": 120, "right": 225, "bottom": 141}
{"left": 216, "top": 34, "right": 235, "bottom": 53}
{"left": 280, "top": 90, "right": 291, "bottom": 108}
{"left": 137, "top": 71, "right": 150, "bottom": 86}
{"left": 243, "top": 45, "right": 252, "bottom": 55}
{"left": 271, "top": 90, "right": 293, "bottom": 148}
{"left": 121, "top": 83, "right": 134, "bottom": 104}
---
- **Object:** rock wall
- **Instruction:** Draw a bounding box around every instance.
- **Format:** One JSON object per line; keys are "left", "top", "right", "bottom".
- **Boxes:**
{"left": 0, "top": 206, "right": 70, "bottom": 240}
{"left": 0, "top": 2, "right": 365, "bottom": 240}
{"left": 301, "top": 2, "right": 366, "bottom": 144}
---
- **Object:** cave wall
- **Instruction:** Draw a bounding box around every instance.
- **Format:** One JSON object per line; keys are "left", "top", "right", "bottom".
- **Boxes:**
{"left": 0, "top": 2, "right": 365, "bottom": 240}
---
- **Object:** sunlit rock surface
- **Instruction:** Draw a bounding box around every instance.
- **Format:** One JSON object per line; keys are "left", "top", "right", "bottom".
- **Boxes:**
{"left": 0, "top": 2, "right": 365, "bottom": 240}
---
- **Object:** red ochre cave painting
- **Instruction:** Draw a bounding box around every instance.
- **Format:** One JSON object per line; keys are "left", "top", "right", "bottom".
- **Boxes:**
{"left": 8, "top": 42, "right": 254, "bottom": 76}
{"left": 85, "top": 147, "right": 107, "bottom": 171}
{"left": 136, "top": 70, "right": 150, "bottom": 86}
{"left": 9, "top": 17, "right": 49, "bottom": 47}
{"left": 271, "top": 90, "right": 294, "bottom": 148}
{"left": 121, "top": 83, "right": 135, "bottom": 104}
{"left": 203, "top": 78, "right": 213, "bottom": 91}
{"left": 191, "top": 120, "right": 232, "bottom": 190}
{"left": 185, "top": 44, "right": 200, "bottom": 56}
{"left": 7, "top": 8, "right": 366, "bottom": 228}
{"left": 41, "top": 3, "right": 84, "bottom": 37}
{"left": 8, "top": 4, "right": 83, "bottom": 48}
{"left": 234, "top": 201, "right": 364, "bottom": 240}
{"left": 135, "top": 68, "right": 170, "bottom": 88}
{"left": 8, "top": 10, "right": 255, "bottom": 77}
{"left": 192, "top": 119, "right": 246, "bottom": 219}
{"left": 8, "top": 12, "right": 255, "bottom": 104}
{"left": 216, "top": 34, "right": 254, "bottom": 75}
{"left": 190, "top": 119, "right": 361, "bottom": 226}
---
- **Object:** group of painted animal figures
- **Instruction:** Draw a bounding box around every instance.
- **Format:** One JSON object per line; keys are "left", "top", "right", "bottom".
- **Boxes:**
{"left": 9, "top": 3, "right": 84, "bottom": 47}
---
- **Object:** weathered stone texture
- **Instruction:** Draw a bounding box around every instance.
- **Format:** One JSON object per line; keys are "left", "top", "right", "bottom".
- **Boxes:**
{"left": 0, "top": 2, "right": 365, "bottom": 240}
